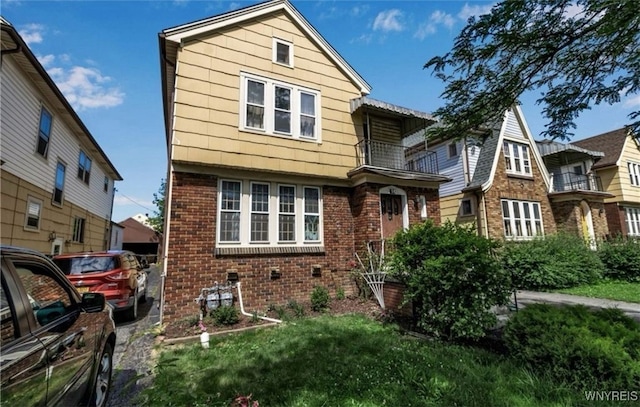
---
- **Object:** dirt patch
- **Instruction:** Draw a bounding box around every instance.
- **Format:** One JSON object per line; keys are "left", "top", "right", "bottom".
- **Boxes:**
{"left": 161, "top": 297, "right": 384, "bottom": 340}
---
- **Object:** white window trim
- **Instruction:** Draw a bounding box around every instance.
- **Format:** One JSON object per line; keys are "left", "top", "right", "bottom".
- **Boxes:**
{"left": 626, "top": 206, "right": 640, "bottom": 236}
{"left": 503, "top": 140, "right": 532, "bottom": 176}
{"left": 24, "top": 196, "right": 43, "bottom": 231}
{"left": 52, "top": 161, "right": 66, "bottom": 207}
{"left": 501, "top": 199, "right": 544, "bottom": 240}
{"left": 460, "top": 197, "right": 475, "bottom": 216}
{"left": 217, "top": 179, "right": 323, "bottom": 247}
{"left": 36, "top": 105, "right": 52, "bottom": 158}
{"left": 272, "top": 38, "right": 294, "bottom": 68}
{"left": 250, "top": 182, "right": 270, "bottom": 243}
{"left": 239, "top": 72, "right": 321, "bottom": 142}
{"left": 628, "top": 161, "right": 640, "bottom": 187}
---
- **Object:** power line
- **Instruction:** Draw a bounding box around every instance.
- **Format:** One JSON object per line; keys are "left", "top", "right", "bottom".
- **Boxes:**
{"left": 115, "top": 189, "right": 155, "bottom": 213}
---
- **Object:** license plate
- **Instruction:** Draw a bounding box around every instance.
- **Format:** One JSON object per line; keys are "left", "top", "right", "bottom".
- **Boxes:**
{"left": 76, "top": 286, "right": 89, "bottom": 293}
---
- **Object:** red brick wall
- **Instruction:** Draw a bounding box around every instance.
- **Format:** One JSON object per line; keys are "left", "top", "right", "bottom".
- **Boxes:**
{"left": 163, "top": 173, "right": 357, "bottom": 323}
{"left": 550, "top": 199, "right": 609, "bottom": 241}
{"left": 484, "top": 149, "right": 557, "bottom": 239}
{"left": 605, "top": 202, "right": 626, "bottom": 237}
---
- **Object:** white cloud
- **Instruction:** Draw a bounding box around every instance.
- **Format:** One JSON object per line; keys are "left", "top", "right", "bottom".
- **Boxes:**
{"left": 18, "top": 23, "right": 45, "bottom": 46}
{"left": 414, "top": 10, "right": 455, "bottom": 40}
{"left": 48, "top": 66, "right": 124, "bottom": 111}
{"left": 373, "top": 9, "right": 404, "bottom": 32}
{"left": 351, "top": 5, "right": 369, "bottom": 17}
{"left": 458, "top": 3, "right": 494, "bottom": 21}
{"left": 623, "top": 93, "right": 640, "bottom": 108}
{"left": 351, "top": 33, "right": 373, "bottom": 45}
{"left": 37, "top": 54, "right": 55, "bottom": 67}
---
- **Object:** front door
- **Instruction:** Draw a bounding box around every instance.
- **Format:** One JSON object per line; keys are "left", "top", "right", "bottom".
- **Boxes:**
{"left": 381, "top": 194, "right": 404, "bottom": 239}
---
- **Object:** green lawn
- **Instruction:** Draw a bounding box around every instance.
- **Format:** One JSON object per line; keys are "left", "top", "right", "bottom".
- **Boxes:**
{"left": 139, "top": 315, "right": 592, "bottom": 407}
{"left": 554, "top": 280, "right": 640, "bottom": 303}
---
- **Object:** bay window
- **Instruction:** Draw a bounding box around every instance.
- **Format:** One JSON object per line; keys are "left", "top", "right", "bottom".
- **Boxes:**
{"left": 218, "top": 179, "right": 322, "bottom": 246}
{"left": 240, "top": 72, "right": 320, "bottom": 141}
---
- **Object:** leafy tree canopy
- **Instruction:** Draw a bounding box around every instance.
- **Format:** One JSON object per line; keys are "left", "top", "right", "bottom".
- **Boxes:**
{"left": 147, "top": 178, "right": 165, "bottom": 234}
{"left": 425, "top": 0, "right": 639, "bottom": 142}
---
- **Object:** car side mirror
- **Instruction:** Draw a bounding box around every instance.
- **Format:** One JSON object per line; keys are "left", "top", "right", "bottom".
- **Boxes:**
{"left": 81, "top": 292, "right": 106, "bottom": 313}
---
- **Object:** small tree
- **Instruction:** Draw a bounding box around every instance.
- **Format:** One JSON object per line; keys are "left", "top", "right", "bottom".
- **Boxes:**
{"left": 147, "top": 178, "right": 165, "bottom": 234}
{"left": 390, "top": 220, "right": 511, "bottom": 341}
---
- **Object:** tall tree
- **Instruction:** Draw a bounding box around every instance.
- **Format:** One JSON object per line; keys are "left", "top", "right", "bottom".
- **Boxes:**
{"left": 425, "top": 0, "right": 640, "bottom": 142}
{"left": 148, "top": 179, "right": 165, "bottom": 234}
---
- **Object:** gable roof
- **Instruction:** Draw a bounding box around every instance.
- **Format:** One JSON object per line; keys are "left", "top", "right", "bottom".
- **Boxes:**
{"left": 159, "top": 0, "right": 371, "bottom": 143}
{"left": 119, "top": 218, "right": 160, "bottom": 244}
{"left": 573, "top": 127, "right": 629, "bottom": 169}
{"left": 0, "top": 17, "right": 122, "bottom": 181}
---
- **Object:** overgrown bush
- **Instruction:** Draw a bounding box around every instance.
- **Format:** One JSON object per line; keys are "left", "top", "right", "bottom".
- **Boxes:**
{"left": 598, "top": 236, "right": 640, "bottom": 281}
{"left": 310, "top": 286, "right": 330, "bottom": 312}
{"left": 501, "top": 233, "right": 603, "bottom": 290}
{"left": 503, "top": 304, "right": 640, "bottom": 390}
{"left": 211, "top": 305, "right": 240, "bottom": 326}
{"left": 287, "top": 300, "right": 306, "bottom": 318}
{"left": 390, "top": 220, "right": 511, "bottom": 341}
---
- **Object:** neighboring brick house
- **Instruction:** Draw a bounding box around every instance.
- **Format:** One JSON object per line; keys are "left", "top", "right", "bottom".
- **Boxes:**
{"left": 1, "top": 18, "right": 122, "bottom": 255}
{"left": 432, "top": 106, "right": 557, "bottom": 240}
{"left": 574, "top": 128, "right": 640, "bottom": 237}
{"left": 118, "top": 217, "right": 161, "bottom": 262}
{"left": 536, "top": 139, "right": 612, "bottom": 246}
{"left": 158, "top": 0, "right": 450, "bottom": 323}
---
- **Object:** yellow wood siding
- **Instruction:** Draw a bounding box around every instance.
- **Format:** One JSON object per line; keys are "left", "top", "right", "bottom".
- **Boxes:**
{"left": 619, "top": 138, "right": 640, "bottom": 203}
{"left": 171, "top": 12, "right": 363, "bottom": 181}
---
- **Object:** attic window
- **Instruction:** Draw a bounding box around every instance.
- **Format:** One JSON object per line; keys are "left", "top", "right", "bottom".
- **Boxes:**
{"left": 447, "top": 142, "right": 458, "bottom": 159}
{"left": 273, "top": 38, "right": 293, "bottom": 67}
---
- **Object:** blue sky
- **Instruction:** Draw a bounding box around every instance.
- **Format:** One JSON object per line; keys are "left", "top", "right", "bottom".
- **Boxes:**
{"left": 3, "top": 0, "right": 638, "bottom": 223}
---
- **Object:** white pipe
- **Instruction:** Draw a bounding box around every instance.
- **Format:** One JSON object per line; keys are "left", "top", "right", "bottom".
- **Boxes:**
{"left": 236, "top": 282, "right": 282, "bottom": 324}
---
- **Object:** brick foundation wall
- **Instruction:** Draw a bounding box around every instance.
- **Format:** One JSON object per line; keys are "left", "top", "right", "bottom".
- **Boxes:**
{"left": 605, "top": 202, "right": 626, "bottom": 237}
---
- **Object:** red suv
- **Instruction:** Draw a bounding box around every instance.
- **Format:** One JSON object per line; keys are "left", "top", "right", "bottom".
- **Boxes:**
{"left": 53, "top": 250, "right": 148, "bottom": 320}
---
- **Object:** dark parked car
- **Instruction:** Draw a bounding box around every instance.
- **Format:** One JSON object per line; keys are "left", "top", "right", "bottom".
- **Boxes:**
{"left": 1, "top": 245, "right": 116, "bottom": 406}
{"left": 53, "top": 250, "right": 148, "bottom": 321}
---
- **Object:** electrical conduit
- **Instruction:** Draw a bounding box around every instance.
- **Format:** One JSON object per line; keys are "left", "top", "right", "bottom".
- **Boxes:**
{"left": 236, "top": 282, "right": 282, "bottom": 324}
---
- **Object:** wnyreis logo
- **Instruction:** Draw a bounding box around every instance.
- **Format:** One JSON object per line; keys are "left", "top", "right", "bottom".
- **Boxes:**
{"left": 584, "top": 391, "right": 639, "bottom": 402}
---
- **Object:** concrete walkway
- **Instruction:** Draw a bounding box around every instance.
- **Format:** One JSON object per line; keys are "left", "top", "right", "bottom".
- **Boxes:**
{"left": 513, "top": 290, "right": 640, "bottom": 323}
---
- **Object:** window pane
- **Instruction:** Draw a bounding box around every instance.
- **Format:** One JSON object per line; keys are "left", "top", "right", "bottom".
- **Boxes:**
{"left": 247, "top": 80, "right": 264, "bottom": 104}
{"left": 276, "top": 42, "right": 289, "bottom": 65}
{"left": 275, "top": 87, "right": 290, "bottom": 110}
{"left": 300, "top": 116, "right": 315, "bottom": 138}
{"left": 301, "top": 93, "right": 315, "bottom": 115}
{"left": 220, "top": 213, "right": 240, "bottom": 242}
{"left": 279, "top": 186, "right": 295, "bottom": 213}
{"left": 221, "top": 181, "right": 241, "bottom": 210}
{"left": 304, "top": 188, "right": 319, "bottom": 213}
{"left": 279, "top": 214, "right": 295, "bottom": 241}
{"left": 275, "top": 111, "right": 291, "bottom": 133}
{"left": 37, "top": 108, "right": 52, "bottom": 156}
{"left": 250, "top": 184, "right": 269, "bottom": 242}
{"left": 305, "top": 215, "right": 319, "bottom": 241}
{"left": 250, "top": 214, "right": 269, "bottom": 242}
{"left": 251, "top": 184, "right": 269, "bottom": 212}
{"left": 246, "top": 105, "right": 264, "bottom": 129}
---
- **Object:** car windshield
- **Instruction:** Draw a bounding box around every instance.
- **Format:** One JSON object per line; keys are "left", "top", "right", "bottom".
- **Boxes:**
{"left": 54, "top": 256, "right": 116, "bottom": 275}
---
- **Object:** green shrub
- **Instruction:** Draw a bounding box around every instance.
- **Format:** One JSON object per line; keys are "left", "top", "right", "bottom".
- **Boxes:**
{"left": 210, "top": 305, "right": 240, "bottom": 326}
{"left": 598, "top": 236, "right": 640, "bottom": 281}
{"left": 335, "top": 287, "right": 345, "bottom": 300}
{"left": 503, "top": 304, "right": 640, "bottom": 390}
{"left": 390, "top": 220, "right": 512, "bottom": 341}
{"left": 501, "top": 233, "right": 603, "bottom": 290}
{"left": 310, "top": 286, "right": 330, "bottom": 312}
{"left": 287, "top": 300, "right": 306, "bottom": 318}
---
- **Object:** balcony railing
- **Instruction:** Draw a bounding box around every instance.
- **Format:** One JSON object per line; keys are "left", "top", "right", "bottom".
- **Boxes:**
{"left": 355, "top": 139, "right": 438, "bottom": 175}
{"left": 550, "top": 172, "right": 604, "bottom": 192}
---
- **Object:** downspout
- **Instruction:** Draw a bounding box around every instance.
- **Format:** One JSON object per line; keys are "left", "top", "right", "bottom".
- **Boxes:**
{"left": 158, "top": 162, "right": 173, "bottom": 324}
{"left": 479, "top": 192, "right": 489, "bottom": 239}
{"left": 236, "top": 282, "right": 282, "bottom": 323}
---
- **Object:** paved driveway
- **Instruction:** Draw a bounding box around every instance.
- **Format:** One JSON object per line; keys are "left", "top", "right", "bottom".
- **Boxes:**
{"left": 107, "top": 264, "right": 161, "bottom": 407}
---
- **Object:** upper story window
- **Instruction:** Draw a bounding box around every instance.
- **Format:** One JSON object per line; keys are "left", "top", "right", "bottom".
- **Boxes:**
{"left": 240, "top": 72, "right": 320, "bottom": 141}
{"left": 628, "top": 161, "right": 640, "bottom": 187}
{"left": 273, "top": 38, "right": 293, "bottom": 67}
{"left": 25, "top": 197, "right": 43, "bottom": 230}
{"left": 36, "top": 106, "right": 53, "bottom": 157}
{"left": 447, "top": 142, "right": 458, "bottom": 159}
{"left": 78, "top": 151, "right": 91, "bottom": 185}
{"left": 218, "top": 179, "right": 322, "bottom": 247}
{"left": 501, "top": 199, "right": 543, "bottom": 240}
{"left": 103, "top": 176, "right": 109, "bottom": 193}
{"left": 626, "top": 207, "right": 640, "bottom": 236}
{"left": 53, "top": 161, "right": 66, "bottom": 206}
{"left": 503, "top": 141, "right": 531, "bottom": 176}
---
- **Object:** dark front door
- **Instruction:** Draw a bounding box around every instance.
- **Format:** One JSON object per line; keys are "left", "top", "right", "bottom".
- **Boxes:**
{"left": 381, "top": 194, "right": 403, "bottom": 239}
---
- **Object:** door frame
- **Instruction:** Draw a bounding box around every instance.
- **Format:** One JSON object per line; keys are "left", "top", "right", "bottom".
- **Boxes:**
{"left": 379, "top": 186, "right": 408, "bottom": 239}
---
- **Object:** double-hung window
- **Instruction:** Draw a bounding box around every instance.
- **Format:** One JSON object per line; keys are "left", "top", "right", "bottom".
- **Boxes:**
{"left": 628, "top": 162, "right": 640, "bottom": 187}
{"left": 503, "top": 141, "right": 531, "bottom": 176}
{"left": 78, "top": 151, "right": 91, "bottom": 184}
{"left": 626, "top": 207, "right": 640, "bottom": 236}
{"left": 36, "top": 106, "right": 52, "bottom": 157}
{"left": 240, "top": 72, "right": 320, "bottom": 141}
{"left": 501, "top": 199, "right": 543, "bottom": 240}
{"left": 218, "top": 179, "right": 322, "bottom": 247}
{"left": 25, "top": 197, "right": 43, "bottom": 230}
{"left": 72, "top": 217, "right": 85, "bottom": 243}
{"left": 53, "top": 162, "right": 66, "bottom": 205}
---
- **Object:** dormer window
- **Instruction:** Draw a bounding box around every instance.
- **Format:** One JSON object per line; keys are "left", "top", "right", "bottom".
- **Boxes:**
{"left": 273, "top": 38, "right": 293, "bottom": 67}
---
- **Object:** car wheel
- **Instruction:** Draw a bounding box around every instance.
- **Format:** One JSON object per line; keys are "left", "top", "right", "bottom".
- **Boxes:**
{"left": 126, "top": 292, "right": 138, "bottom": 321}
{"left": 91, "top": 343, "right": 113, "bottom": 407}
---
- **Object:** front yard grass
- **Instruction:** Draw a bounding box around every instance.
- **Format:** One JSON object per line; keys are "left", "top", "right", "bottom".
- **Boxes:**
{"left": 554, "top": 280, "right": 640, "bottom": 303}
{"left": 140, "top": 314, "right": 589, "bottom": 407}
